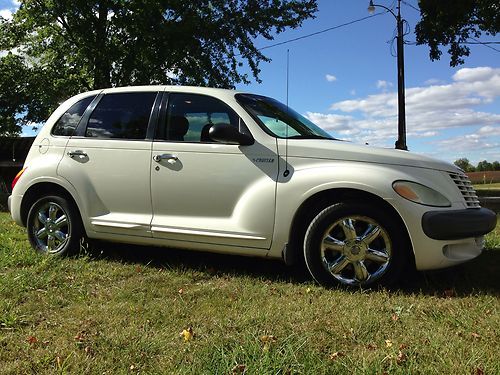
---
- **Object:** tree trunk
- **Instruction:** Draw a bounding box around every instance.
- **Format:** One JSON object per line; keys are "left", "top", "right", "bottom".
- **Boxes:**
{"left": 93, "top": 0, "right": 111, "bottom": 89}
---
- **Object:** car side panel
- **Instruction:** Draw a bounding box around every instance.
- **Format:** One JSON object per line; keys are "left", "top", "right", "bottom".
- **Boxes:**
{"left": 57, "top": 138, "right": 153, "bottom": 237}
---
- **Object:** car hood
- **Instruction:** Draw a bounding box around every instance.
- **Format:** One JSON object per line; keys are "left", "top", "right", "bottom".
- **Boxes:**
{"left": 286, "top": 139, "right": 458, "bottom": 172}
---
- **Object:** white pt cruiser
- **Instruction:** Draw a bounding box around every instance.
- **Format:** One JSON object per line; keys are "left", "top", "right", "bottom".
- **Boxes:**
{"left": 9, "top": 86, "right": 496, "bottom": 288}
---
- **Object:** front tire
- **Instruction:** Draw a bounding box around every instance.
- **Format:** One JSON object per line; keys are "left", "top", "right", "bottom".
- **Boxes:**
{"left": 26, "top": 195, "right": 83, "bottom": 256}
{"left": 303, "top": 201, "right": 410, "bottom": 288}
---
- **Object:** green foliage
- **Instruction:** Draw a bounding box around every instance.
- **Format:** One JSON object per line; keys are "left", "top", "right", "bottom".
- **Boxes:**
{"left": 477, "top": 160, "right": 494, "bottom": 172}
{"left": 454, "top": 158, "right": 499, "bottom": 172}
{"left": 0, "top": 0, "right": 318, "bottom": 136}
{"left": 454, "top": 157, "right": 475, "bottom": 172}
{"left": 415, "top": 0, "right": 499, "bottom": 66}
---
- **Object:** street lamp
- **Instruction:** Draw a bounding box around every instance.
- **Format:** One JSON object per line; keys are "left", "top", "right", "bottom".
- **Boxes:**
{"left": 368, "top": 0, "right": 408, "bottom": 151}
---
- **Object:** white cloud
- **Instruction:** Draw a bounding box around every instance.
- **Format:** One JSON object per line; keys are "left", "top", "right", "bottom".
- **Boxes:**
{"left": 478, "top": 125, "right": 500, "bottom": 137}
{"left": 350, "top": 89, "right": 356, "bottom": 96}
{"left": 432, "top": 133, "right": 499, "bottom": 153}
{"left": 424, "top": 78, "right": 444, "bottom": 86}
{"left": 0, "top": 9, "right": 13, "bottom": 20}
{"left": 325, "top": 74, "right": 337, "bottom": 82}
{"left": 307, "top": 67, "right": 500, "bottom": 151}
{"left": 376, "top": 80, "right": 393, "bottom": 89}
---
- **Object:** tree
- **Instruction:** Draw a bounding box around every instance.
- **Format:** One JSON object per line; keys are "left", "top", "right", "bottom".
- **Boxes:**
{"left": 492, "top": 161, "right": 500, "bottom": 171}
{"left": 0, "top": 0, "right": 317, "bottom": 136}
{"left": 415, "top": 0, "right": 499, "bottom": 66}
{"left": 454, "top": 158, "right": 475, "bottom": 172}
{"left": 476, "top": 160, "right": 493, "bottom": 172}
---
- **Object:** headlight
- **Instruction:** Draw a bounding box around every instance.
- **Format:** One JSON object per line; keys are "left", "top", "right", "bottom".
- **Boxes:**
{"left": 392, "top": 180, "right": 451, "bottom": 207}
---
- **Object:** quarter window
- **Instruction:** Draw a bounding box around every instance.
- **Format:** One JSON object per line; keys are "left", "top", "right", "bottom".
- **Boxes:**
{"left": 158, "top": 93, "right": 240, "bottom": 142}
{"left": 52, "top": 96, "right": 95, "bottom": 136}
{"left": 86, "top": 92, "right": 156, "bottom": 139}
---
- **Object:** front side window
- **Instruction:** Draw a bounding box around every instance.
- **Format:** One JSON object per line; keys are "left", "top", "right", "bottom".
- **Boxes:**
{"left": 86, "top": 92, "right": 156, "bottom": 139}
{"left": 52, "top": 95, "right": 96, "bottom": 136}
{"left": 157, "top": 93, "right": 240, "bottom": 142}
{"left": 236, "top": 94, "right": 335, "bottom": 140}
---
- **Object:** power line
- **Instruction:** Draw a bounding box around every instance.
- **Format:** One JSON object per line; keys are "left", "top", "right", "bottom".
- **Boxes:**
{"left": 246, "top": 11, "right": 388, "bottom": 55}
{"left": 470, "top": 37, "right": 500, "bottom": 53}
{"left": 401, "top": 0, "right": 419, "bottom": 13}
{"left": 463, "top": 41, "right": 500, "bottom": 44}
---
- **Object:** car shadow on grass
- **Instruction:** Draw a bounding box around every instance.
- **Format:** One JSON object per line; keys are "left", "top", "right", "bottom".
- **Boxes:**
{"left": 84, "top": 241, "right": 500, "bottom": 296}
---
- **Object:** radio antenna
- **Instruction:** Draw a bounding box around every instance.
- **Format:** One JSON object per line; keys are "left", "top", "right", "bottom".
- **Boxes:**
{"left": 283, "top": 49, "right": 290, "bottom": 178}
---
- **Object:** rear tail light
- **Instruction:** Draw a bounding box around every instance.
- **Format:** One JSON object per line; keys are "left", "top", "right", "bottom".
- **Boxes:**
{"left": 12, "top": 167, "right": 27, "bottom": 190}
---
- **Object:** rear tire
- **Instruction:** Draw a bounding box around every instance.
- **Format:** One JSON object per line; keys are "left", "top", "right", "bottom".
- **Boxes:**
{"left": 26, "top": 195, "right": 83, "bottom": 256}
{"left": 303, "top": 201, "right": 411, "bottom": 288}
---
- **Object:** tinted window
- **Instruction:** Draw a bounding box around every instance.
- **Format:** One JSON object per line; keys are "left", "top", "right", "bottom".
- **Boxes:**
{"left": 52, "top": 96, "right": 95, "bottom": 136}
{"left": 86, "top": 92, "right": 156, "bottom": 139}
{"left": 158, "top": 93, "right": 239, "bottom": 142}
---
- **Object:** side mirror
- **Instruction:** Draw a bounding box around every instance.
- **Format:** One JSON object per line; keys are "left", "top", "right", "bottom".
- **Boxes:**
{"left": 208, "top": 123, "right": 254, "bottom": 146}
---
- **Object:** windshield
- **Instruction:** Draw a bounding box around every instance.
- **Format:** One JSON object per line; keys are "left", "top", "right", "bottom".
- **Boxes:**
{"left": 235, "top": 94, "right": 335, "bottom": 140}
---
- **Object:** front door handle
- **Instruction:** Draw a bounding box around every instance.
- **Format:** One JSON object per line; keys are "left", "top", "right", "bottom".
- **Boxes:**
{"left": 153, "top": 153, "right": 178, "bottom": 162}
{"left": 68, "top": 150, "right": 88, "bottom": 158}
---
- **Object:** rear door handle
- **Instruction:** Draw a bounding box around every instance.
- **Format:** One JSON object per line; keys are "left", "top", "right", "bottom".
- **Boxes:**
{"left": 153, "top": 153, "right": 178, "bottom": 162}
{"left": 68, "top": 150, "right": 88, "bottom": 158}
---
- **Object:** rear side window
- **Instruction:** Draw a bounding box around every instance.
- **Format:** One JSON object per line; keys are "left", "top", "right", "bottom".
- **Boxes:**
{"left": 85, "top": 92, "right": 156, "bottom": 139}
{"left": 52, "top": 96, "right": 95, "bottom": 136}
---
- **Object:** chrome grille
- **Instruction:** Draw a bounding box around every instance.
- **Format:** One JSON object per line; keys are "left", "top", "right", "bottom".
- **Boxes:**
{"left": 449, "top": 172, "right": 481, "bottom": 208}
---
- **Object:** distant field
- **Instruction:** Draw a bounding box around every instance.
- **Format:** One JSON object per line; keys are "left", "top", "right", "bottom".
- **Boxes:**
{"left": 474, "top": 182, "right": 500, "bottom": 190}
{"left": 0, "top": 212, "right": 499, "bottom": 374}
{"left": 467, "top": 171, "right": 500, "bottom": 184}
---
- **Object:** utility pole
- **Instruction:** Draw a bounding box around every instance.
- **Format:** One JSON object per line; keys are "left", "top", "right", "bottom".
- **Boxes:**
{"left": 368, "top": 0, "right": 408, "bottom": 150}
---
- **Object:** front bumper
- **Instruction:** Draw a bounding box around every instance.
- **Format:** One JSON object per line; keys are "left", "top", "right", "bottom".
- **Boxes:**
{"left": 422, "top": 208, "right": 497, "bottom": 240}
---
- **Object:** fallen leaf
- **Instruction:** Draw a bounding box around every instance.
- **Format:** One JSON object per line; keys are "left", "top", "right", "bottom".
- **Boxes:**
{"left": 474, "top": 367, "right": 484, "bottom": 375}
{"left": 471, "top": 332, "right": 481, "bottom": 339}
{"left": 399, "top": 344, "right": 408, "bottom": 350}
{"left": 328, "top": 351, "right": 344, "bottom": 360}
{"left": 231, "top": 364, "right": 246, "bottom": 374}
{"left": 27, "top": 336, "right": 37, "bottom": 345}
{"left": 366, "top": 343, "right": 377, "bottom": 350}
{"left": 260, "top": 335, "right": 277, "bottom": 352}
{"left": 178, "top": 288, "right": 184, "bottom": 294}
{"left": 396, "top": 350, "right": 407, "bottom": 364}
{"left": 306, "top": 287, "right": 312, "bottom": 294}
{"left": 180, "top": 327, "right": 194, "bottom": 342}
{"left": 391, "top": 314, "right": 399, "bottom": 321}
{"left": 56, "top": 356, "right": 62, "bottom": 367}
{"left": 385, "top": 339, "right": 393, "bottom": 348}
{"left": 260, "top": 335, "right": 277, "bottom": 343}
{"left": 130, "top": 364, "right": 136, "bottom": 370}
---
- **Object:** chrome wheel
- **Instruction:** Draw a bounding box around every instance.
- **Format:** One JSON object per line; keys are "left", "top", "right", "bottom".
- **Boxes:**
{"left": 320, "top": 215, "right": 392, "bottom": 286}
{"left": 31, "top": 201, "right": 70, "bottom": 254}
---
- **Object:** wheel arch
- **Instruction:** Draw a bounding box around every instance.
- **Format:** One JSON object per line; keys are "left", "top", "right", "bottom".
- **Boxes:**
{"left": 285, "top": 187, "right": 414, "bottom": 267}
{"left": 20, "top": 182, "right": 82, "bottom": 229}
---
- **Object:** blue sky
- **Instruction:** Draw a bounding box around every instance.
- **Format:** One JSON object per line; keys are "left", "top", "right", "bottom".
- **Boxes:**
{"left": 1, "top": 0, "right": 499, "bottom": 164}
{"left": 233, "top": 1, "right": 499, "bottom": 164}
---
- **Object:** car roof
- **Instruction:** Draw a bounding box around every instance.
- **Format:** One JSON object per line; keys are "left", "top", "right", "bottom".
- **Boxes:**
{"left": 101, "top": 85, "right": 248, "bottom": 96}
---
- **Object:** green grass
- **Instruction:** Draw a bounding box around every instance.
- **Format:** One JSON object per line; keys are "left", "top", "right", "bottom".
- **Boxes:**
{"left": 474, "top": 182, "right": 500, "bottom": 190}
{"left": 0, "top": 212, "right": 499, "bottom": 374}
